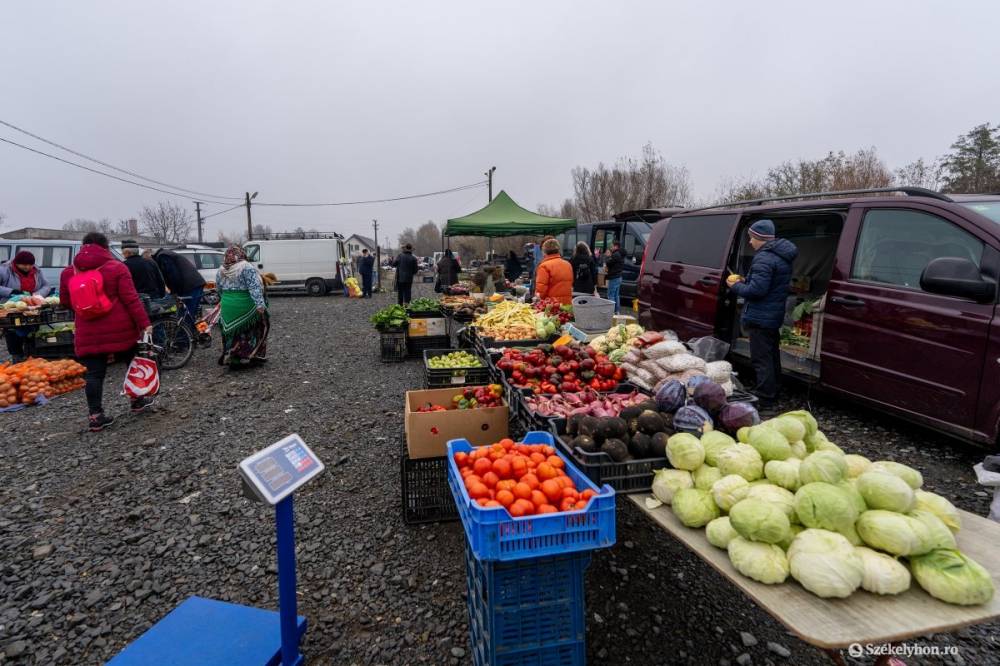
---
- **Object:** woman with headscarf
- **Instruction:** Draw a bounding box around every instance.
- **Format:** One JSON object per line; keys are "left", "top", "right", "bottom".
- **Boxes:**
{"left": 1, "top": 251, "right": 54, "bottom": 362}
{"left": 215, "top": 245, "right": 269, "bottom": 367}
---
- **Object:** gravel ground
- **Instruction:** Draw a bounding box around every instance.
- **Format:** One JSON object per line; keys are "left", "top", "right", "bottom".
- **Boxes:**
{"left": 0, "top": 286, "right": 996, "bottom": 665}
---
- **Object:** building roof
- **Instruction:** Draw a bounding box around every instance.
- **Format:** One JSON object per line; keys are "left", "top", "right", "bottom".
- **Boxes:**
{"left": 0, "top": 226, "right": 161, "bottom": 244}
{"left": 346, "top": 234, "right": 377, "bottom": 248}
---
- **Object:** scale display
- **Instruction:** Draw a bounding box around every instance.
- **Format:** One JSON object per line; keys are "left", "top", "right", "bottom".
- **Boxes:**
{"left": 239, "top": 434, "right": 324, "bottom": 505}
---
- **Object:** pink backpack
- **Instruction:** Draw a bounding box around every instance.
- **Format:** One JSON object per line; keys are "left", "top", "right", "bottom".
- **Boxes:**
{"left": 68, "top": 267, "right": 114, "bottom": 319}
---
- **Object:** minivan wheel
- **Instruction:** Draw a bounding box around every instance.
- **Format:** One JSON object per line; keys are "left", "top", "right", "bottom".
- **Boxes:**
{"left": 305, "top": 279, "right": 327, "bottom": 296}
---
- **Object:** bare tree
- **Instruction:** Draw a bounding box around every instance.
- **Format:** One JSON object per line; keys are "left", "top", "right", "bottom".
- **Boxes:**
{"left": 139, "top": 201, "right": 193, "bottom": 243}
{"left": 63, "top": 218, "right": 116, "bottom": 234}
{"left": 0, "top": 211, "right": 6, "bottom": 229}
{"left": 217, "top": 229, "right": 246, "bottom": 245}
{"left": 397, "top": 227, "right": 417, "bottom": 250}
{"left": 414, "top": 221, "right": 442, "bottom": 256}
{"left": 252, "top": 223, "right": 273, "bottom": 238}
{"left": 894, "top": 158, "right": 943, "bottom": 190}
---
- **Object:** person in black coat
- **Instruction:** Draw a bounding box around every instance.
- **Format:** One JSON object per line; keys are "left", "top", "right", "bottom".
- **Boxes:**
{"left": 122, "top": 240, "right": 166, "bottom": 299}
{"left": 153, "top": 248, "right": 206, "bottom": 323}
{"left": 436, "top": 249, "right": 461, "bottom": 290}
{"left": 570, "top": 242, "right": 598, "bottom": 295}
{"left": 504, "top": 251, "right": 522, "bottom": 282}
{"left": 357, "top": 248, "right": 375, "bottom": 298}
{"left": 391, "top": 244, "right": 419, "bottom": 305}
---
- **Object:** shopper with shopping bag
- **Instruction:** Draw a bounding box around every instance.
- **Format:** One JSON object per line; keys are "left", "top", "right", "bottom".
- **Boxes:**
{"left": 59, "top": 232, "right": 154, "bottom": 431}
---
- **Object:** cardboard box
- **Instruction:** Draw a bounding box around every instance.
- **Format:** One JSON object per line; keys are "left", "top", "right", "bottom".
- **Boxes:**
{"left": 405, "top": 387, "right": 509, "bottom": 458}
{"left": 408, "top": 317, "right": 447, "bottom": 337}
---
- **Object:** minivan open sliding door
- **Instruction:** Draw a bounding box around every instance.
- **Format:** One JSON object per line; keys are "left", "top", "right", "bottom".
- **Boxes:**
{"left": 821, "top": 204, "right": 994, "bottom": 437}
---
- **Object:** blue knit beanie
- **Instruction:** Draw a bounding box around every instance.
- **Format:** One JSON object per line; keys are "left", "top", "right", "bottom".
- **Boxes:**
{"left": 749, "top": 219, "right": 775, "bottom": 240}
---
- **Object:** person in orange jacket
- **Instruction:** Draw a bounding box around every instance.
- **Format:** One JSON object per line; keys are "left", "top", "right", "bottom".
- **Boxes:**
{"left": 533, "top": 238, "right": 573, "bottom": 305}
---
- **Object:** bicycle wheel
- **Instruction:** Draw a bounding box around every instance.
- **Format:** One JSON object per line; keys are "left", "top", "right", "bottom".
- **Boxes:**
{"left": 152, "top": 319, "right": 195, "bottom": 370}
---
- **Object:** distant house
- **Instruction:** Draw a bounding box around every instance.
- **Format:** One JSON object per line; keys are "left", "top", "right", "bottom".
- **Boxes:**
{"left": 1, "top": 226, "right": 160, "bottom": 245}
{"left": 345, "top": 234, "right": 377, "bottom": 256}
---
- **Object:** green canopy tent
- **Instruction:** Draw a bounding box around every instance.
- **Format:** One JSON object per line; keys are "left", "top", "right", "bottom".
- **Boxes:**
{"left": 444, "top": 190, "right": 576, "bottom": 238}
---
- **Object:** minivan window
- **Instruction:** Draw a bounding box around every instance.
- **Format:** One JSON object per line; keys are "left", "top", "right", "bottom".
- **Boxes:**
{"left": 0, "top": 246, "right": 9, "bottom": 263}
{"left": 245, "top": 245, "right": 260, "bottom": 262}
{"left": 16, "top": 245, "right": 72, "bottom": 268}
{"left": 852, "top": 209, "right": 984, "bottom": 290}
{"left": 199, "top": 253, "right": 223, "bottom": 269}
{"left": 960, "top": 201, "right": 1000, "bottom": 223}
{"left": 654, "top": 215, "right": 737, "bottom": 268}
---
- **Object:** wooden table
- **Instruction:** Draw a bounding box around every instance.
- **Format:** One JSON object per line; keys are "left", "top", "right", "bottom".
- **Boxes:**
{"left": 629, "top": 494, "right": 1000, "bottom": 663}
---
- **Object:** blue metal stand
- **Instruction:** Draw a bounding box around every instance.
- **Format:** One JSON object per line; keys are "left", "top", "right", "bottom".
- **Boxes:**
{"left": 275, "top": 495, "right": 303, "bottom": 666}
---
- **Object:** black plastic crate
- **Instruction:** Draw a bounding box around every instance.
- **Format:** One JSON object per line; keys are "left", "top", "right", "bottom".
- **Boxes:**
{"left": 423, "top": 349, "right": 491, "bottom": 388}
{"left": 551, "top": 424, "right": 667, "bottom": 494}
{"left": 408, "top": 308, "right": 444, "bottom": 318}
{"left": 43, "top": 308, "right": 75, "bottom": 324}
{"left": 380, "top": 331, "right": 407, "bottom": 363}
{"left": 400, "top": 440, "right": 459, "bottom": 525}
{"left": 407, "top": 334, "right": 451, "bottom": 358}
{"left": 27, "top": 329, "right": 76, "bottom": 360}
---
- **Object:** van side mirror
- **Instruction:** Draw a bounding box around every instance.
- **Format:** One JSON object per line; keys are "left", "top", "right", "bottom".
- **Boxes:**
{"left": 920, "top": 257, "right": 995, "bottom": 302}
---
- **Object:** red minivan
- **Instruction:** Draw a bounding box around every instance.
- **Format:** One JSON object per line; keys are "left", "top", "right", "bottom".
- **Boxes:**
{"left": 637, "top": 188, "right": 1000, "bottom": 446}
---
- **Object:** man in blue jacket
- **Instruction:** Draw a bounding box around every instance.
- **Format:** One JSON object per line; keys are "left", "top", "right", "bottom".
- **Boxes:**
{"left": 357, "top": 248, "right": 375, "bottom": 298}
{"left": 728, "top": 219, "right": 798, "bottom": 407}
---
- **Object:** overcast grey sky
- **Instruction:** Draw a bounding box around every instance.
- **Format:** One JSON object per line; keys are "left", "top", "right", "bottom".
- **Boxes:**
{"left": 3, "top": 0, "right": 998, "bottom": 243}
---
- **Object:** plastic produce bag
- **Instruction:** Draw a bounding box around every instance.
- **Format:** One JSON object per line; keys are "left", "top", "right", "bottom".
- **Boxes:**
{"left": 974, "top": 463, "right": 1000, "bottom": 522}
{"left": 687, "top": 336, "right": 731, "bottom": 362}
{"left": 123, "top": 333, "right": 160, "bottom": 399}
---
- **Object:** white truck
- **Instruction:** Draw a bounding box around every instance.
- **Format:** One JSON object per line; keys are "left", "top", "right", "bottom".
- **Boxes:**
{"left": 243, "top": 236, "right": 348, "bottom": 296}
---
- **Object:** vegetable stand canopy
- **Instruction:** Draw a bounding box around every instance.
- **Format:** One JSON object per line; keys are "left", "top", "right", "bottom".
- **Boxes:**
{"left": 445, "top": 190, "right": 576, "bottom": 237}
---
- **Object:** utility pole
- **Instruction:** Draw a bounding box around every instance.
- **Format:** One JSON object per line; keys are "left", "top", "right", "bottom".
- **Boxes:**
{"left": 485, "top": 166, "right": 496, "bottom": 261}
{"left": 372, "top": 218, "right": 381, "bottom": 291}
{"left": 245, "top": 191, "right": 258, "bottom": 240}
{"left": 194, "top": 202, "right": 203, "bottom": 243}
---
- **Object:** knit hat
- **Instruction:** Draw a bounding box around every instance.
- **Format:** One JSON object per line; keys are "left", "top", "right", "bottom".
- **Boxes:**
{"left": 748, "top": 219, "right": 776, "bottom": 240}
{"left": 121, "top": 239, "right": 140, "bottom": 251}
{"left": 12, "top": 251, "right": 35, "bottom": 265}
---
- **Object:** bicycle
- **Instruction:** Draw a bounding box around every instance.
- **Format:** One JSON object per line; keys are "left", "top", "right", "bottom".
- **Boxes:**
{"left": 147, "top": 295, "right": 197, "bottom": 370}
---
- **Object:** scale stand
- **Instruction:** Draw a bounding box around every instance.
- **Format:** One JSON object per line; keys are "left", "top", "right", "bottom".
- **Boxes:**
{"left": 107, "top": 435, "right": 324, "bottom": 666}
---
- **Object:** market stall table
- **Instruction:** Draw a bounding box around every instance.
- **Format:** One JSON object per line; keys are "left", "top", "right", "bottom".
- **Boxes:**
{"left": 628, "top": 494, "right": 1000, "bottom": 664}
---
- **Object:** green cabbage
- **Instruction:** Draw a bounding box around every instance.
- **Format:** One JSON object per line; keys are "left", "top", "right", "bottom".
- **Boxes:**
{"left": 814, "top": 440, "right": 845, "bottom": 455}
{"left": 666, "top": 433, "right": 706, "bottom": 471}
{"left": 716, "top": 444, "right": 763, "bottom": 481}
{"left": 651, "top": 468, "right": 693, "bottom": 505}
{"left": 854, "top": 546, "right": 911, "bottom": 595}
{"left": 837, "top": 479, "right": 868, "bottom": 516}
{"left": 736, "top": 427, "right": 751, "bottom": 444}
{"left": 780, "top": 410, "right": 818, "bottom": 437}
{"left": 856, "top": 510, "right": 932, "bottom": 556}
{"left": 727, "top": 537, "right": 789, "bottom": 584}
{"left": 844, "top": 454, "right": 873, "bottom": 479}
{"left": 778, "top": 524, "right": 804, "bottom": 550}
{"left": 701, "top": 431, "right": 736, "bottom": 467}
{"left": 913, "top": 490, "right": 962, "bottom": 533}
{"left": 799, "top": 451, "right": 847, "bottom": 485}
{"left": 747, "top": 483, "right": 798, "bottom": 523}
{"left": 870, "top": 461, "right": 923, "bottom": 489}
{"left": 729, "top": 498, "right": 791, "bottom": 544}
{"left": 748, "top": 426, "right": 792, "bottom": 462}
{"left": 711, "top": 474, "right": 751, "bottom": 512}
{"left": 672, "top": 488, "right": 720, "bottom": 527}
{"left": 764, "top": 458, "right": 801, "bottom": 491}
{"left": 692, "top": 465, "right": 722, "bottom": 491}
{"left": 909, "top": 510, "right": 957, "bottom": 551}
{"left": 794, "top": 482, "right": 860, "bottom": 543}
{"left": 787, "top": 528, "right": 863, "bottom": 598}
{"left": 803, "top": 430, "right": 828, "bottom": 453}
{"left": 789, "top": 441, "right": 807, "bottom": 459}
{"left": 706, "top": 516, "right": 739, "bottom": 549}
{"left": 857, "top": 471, "right": 915, "bottom": 513}
{"left": 766, "top": 416, "right": 806, "bottom": 443}
{"left": 909, "top": 549, "right": 995, "bottom": 605}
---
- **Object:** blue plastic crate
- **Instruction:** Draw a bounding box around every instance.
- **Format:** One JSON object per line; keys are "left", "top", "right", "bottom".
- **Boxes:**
{"left": 446, "top": 432, "right": 616, "bottom": 562}
{"left": 465, "top": 543, "right": 587, "bottom": 666}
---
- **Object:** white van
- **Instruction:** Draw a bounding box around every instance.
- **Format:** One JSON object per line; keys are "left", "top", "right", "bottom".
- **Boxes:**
{"left": 243, "top": 237, "right": 347, "bottom": 296}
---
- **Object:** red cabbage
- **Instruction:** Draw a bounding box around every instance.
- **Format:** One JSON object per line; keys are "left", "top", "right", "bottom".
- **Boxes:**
{"left": 655, "top": 379, "right": 686, "bottom": 413}
{"left": 692, "top": 380, "right": 727, "bottom": 414}
{"left": 674, "top": 405, "right": 714, "bottom": 435}
{"left": 718, "top": 402, "right": 761, "bottom": 432}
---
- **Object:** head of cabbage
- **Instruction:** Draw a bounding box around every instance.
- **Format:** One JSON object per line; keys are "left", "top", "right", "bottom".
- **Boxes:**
{"left": 842, "top": 454, "right": 872, "bottom": 479}
{"left": 856, "top": 471, "right": 915, "bottom": 513}
{"left": 651, "top": 468, "right": 693, "bottom": 505}
{"left": 913, "top": 490, "right": 961, "bottom": 533}
{"left": 671, "top": 488, "right": 720, "bottom": 527}
{"left": 787, "top": 528, "right": 863, "bottom": 598}
{"left": 799, "top": 451, "right": 848, "bottom": 485}
{"left": 706, "top": 516, "right": 739, "bottom": 549}
{"left": 909, "top": 510, "right": 957, "bottom": 551}
{"left": 727, "top": 536, "right": 789, "bottom": 584}
{"left": 836, "top": 479, "right": 868, "bottom": 516}
{"left": 854, "top": 546, "right": 911, "bottom": 595}
{"left": 765, "top": 416, "right": 806, "bottom": 444}
{"left": 736, "top": 427, "right": 751, "bottom": 444}
{"left": 716, "top": 443, "right": 764, "bottom": 482}
{"left": 729, "top": 498, "right": 791, "bottom": 544}
{"left": 666, "top": 433, "right": 706, "bottom": 471}
{"left": 764, "top": 458, "right": 801, "bottom": 491}
{"left": 780, "top": 410, "right": 818, "bottom": 437}
{"left": 804, "top": 430, "right": 829, "bottom": 453}
{"left": 909, "top": 549, "right": 995, "bottom": 606}
{"left": 748, "top": 426, "right": 792, "bottom": 462}
{"left": 692, "top": 464, "right": 722, "bottom": 491}
{"left": 789, "top": 440, "right": 808, "bottom": 459}
{"left": 855, "top": 510, "right": 932, "bottom": 557}
{"left": 746, "top": 483, "right": 798, "bottom": 523}
{"left": 778, "top": 524, "right": 804, "bottom": 551}
{"left": 712, "top": 474, "right": 751, "bottom": 512}
{"left": 794, "top": 482, "right": 860, "bottom": 543}
{"left": 870, "top": 460, "right": 923, "bottom": 489}
{"left": 701, "top": 431, "right": 736, "bottom": 467}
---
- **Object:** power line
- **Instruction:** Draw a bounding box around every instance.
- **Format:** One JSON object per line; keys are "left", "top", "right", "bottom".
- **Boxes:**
{"left": 252, "top": 181, "right": 488, "bottom": 207}
{"left": 202, "top": 203, "right": 245, "bottom": 220}
{"left": 0, "top": 136, "right": 237, "bottom": 205}
{"left": 0, "top": 119, "right": 243, "bottom": 201}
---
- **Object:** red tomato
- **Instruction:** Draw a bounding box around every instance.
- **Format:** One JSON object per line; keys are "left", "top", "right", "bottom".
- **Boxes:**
{"left": 536, "top": 463, "right": 556, "bottom": 480}
{"left": 509, "top": 502, "right": 527, "bottom": 517}
{"left": 482, "top": 472, "right": 499, "bottom": 489}
{"left": 521, "top": 473, "right": 540, "bottom": 491}
{"left": 496, "top": 479, "right": 516, "bottom": 492}
{"left": 574, "top": 500, "right": 588, "bottom": 510}
{"left": 513, "top": 499, "right": 536, "bottom": 516}
{"left": 530, "top": 490, "right": 548, "bottom": 509}
{"left": 537, "top": 504, "right": 558, "bottom": 514}
{"left": 473, "top": 458, "right": 493, "bottom": 476}
{"left": 496, "top": 490, "right": 515, "bottom": 507}
{"left": 492, "top": 458, "right": 512, "bottom": 479}
{"left": 484, "top": 500, "right": 501, "bottom": 508}
{"left": 464, "top": 475, "right": 482, "bottom": 488}
{"left": 454, "top": 452, "right": 469, "bottom": 468}
{"left": 468, "top": 482, "right": 489, "bottom": 500}
{"left": 560, "top": 497, "right": 576, "bottom": 512}
{"left": 562, "top": 487, "right": 579, "bottom": 500}
{"left": 540, "top": 479, "right": 563, "bottom": 503}
{"left": 546, "top": 455, "right": 564, "bottom": 469}
{"left": 475, "top": 498, "right": 490, "bottom": 507}
{"left": 513, "top": 482, "right": 533, "bottom": 500}
{"left": 499, "top": 438, "right": 515, "bottom": 449}
{"left": 530, "top": 452, "right": 546, "bottom": 464}
{"left": 580, "top": 489, "right": 596, "bottom": 501}
{"left": 541, "top": 446, "right": 555, "bottom": 456}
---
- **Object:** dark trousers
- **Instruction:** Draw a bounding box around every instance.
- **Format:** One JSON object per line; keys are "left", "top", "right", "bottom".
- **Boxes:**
{"left": 3, "top": 329, "right": 26, "bottom": 360}
{"left": 182, "top": 287, "right": 204, "bottom": 326}
{"left": 747, "top": 324, "right": 781, "bottom": 402}
{"left": 361, "top": 273, "right": 373, "bottom": 297}
{"left": 397, "top": 281, "right": 412, "bottom": 305}
{"left": 80, "top": 349, "right": 135, "bottom": 415}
